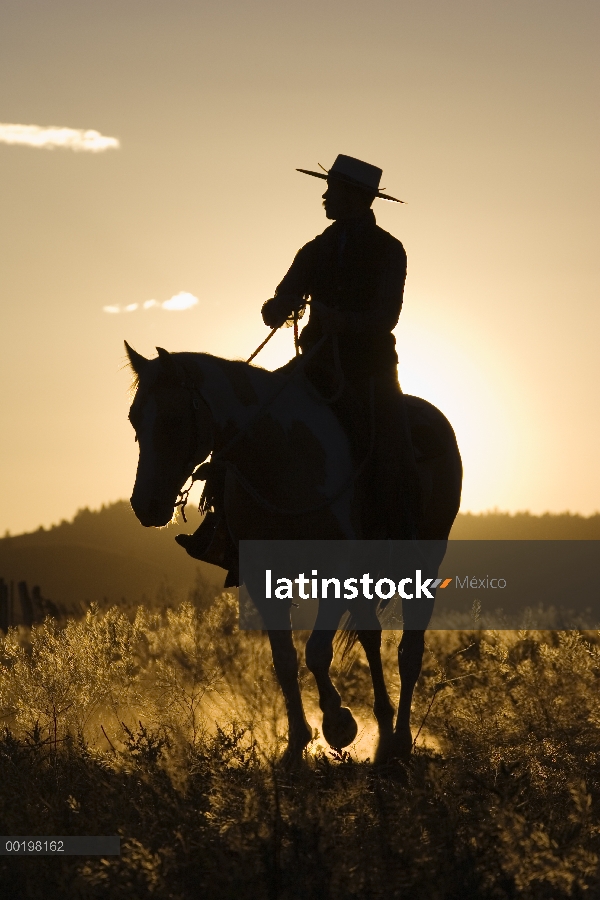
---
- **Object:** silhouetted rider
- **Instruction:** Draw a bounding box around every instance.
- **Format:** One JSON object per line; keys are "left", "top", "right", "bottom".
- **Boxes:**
{"left": 177, "top": 154, "right": 421, "bottom": 574}
{"left": 263, "top": 156, "right": 406, "bottom": 384}
{"left": 262, "top": 154, "right": 421, "bottom": 539}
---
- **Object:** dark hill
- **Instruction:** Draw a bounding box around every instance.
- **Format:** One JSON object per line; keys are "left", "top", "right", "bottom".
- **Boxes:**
{"left": 1, "top": 504, "right": 599, "bottom": 620}
{"left": 0, "top": 501, "right": 221, "bottom": 615}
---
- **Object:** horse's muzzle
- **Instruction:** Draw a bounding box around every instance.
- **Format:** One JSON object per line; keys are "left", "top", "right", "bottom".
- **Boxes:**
{"left": 130, "top": 495, "right": 174, "bottom": 528}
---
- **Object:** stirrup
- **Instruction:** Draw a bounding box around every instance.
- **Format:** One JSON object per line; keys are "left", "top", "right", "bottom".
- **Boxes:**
{"left": 175, "top": 512, "right": 238, "bottom": 578}
{"left": 175, "top": 512, "right": 219, "bottom": 560}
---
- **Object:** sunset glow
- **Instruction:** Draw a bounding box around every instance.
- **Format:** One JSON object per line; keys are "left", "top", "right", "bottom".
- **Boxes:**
{"left": 0, "top": 0, "right": 598, "bottom": 534}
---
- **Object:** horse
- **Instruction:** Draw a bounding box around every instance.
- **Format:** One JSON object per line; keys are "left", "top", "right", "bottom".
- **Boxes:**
{"left": 125, "top": 342, "right": 462, "bottom": 767}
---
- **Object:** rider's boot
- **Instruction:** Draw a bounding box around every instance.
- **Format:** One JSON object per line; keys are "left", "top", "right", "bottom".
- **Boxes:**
{"left": 175, "top": 512, "right": 240, "bottom": 586}
{"left": 175, "top": 512, "right": 219, "bottom": 559}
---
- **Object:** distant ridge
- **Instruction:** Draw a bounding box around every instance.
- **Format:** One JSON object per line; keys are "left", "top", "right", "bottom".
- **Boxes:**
{"left": 1, "top": 503, "right": 598, "bottom": 615}
{"left": 451, "top": 511, "right": 600, "bottom": 540}
{"left": 0, "top": 501, "right": 220, "bottom": 613}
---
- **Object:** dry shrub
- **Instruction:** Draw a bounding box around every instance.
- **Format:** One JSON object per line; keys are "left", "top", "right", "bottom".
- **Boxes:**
{"left": 1, "top": 591, "right": 600, "bottom": 899}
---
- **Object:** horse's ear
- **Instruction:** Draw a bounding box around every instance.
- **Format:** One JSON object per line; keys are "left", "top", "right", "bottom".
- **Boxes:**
{"left": 156, "top": 346, "right": 183, "bottom": 380}
{"left": 124, "top": 341, "right": 149, "bottom": 375}
{"left": 156, "top": 346, "right": 175, "bottom": 373}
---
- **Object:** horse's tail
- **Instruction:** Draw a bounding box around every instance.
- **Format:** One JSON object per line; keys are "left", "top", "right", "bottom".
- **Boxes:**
{"left": 334, "top": 595, "right": 393, "bottom": 662}
{"left": 334, "top": 623, "right": 360, "bottom": 663}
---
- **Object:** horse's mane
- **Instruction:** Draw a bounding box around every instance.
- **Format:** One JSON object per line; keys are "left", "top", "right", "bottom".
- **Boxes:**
{"left": 123, "top": 358, "right": 140, "bottom": 399}
{"left": 124, "top": 351, "right": 275, "bottom": 407}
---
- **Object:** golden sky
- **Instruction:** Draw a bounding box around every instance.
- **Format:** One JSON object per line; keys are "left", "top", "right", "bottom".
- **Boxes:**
{"left": 0, "top": 0, "right": 598, "bottom": 534}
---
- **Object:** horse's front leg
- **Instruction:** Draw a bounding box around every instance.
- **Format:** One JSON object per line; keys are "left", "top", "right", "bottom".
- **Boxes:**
{"left": 391, "top": 629, "right": 425, "bottom": 762}
{"left": 306, "top": 623, "right": 358, "bottom": 751}
{"left": 267, "top": 630, "right": 312, "bottom": 768}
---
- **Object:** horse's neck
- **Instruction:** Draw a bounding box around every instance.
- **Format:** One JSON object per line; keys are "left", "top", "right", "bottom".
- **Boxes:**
{"left": 179, "top": 353, "right": 355, "bottom": 516}
{"left": 178, "top": 352, "right": 274, "bottom": 432}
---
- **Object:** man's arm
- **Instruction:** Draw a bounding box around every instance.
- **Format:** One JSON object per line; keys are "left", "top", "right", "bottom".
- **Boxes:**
{"left": 262, "top": 242, "right": 314, "bottom": 328}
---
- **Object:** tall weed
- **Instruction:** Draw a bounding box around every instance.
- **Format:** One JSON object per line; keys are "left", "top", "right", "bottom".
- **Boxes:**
{"left": 1, "top": 591, "right": 599, "bottom": 898}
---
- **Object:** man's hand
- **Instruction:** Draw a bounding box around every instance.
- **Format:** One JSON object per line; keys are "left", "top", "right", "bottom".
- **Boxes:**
{"left": 261, "top": 294, "right": 300, "bottom": 329}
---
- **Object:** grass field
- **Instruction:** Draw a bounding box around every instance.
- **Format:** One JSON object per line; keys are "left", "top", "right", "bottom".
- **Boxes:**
{"left": 1, "top": 578, "right": 599, "bottom": 899}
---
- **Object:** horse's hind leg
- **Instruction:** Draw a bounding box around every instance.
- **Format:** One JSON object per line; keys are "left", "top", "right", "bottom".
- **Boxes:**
{"left": 267, "top": 630, "right": 312, "bottom": 768}
{"left": 390, "top": 629, "right": 425, "bottom": 762}
{"left": 305, "top": 628, "right": 358, "bottom": 749}
{"left": 357, "top": 629, "right": 395, "bottom": 764}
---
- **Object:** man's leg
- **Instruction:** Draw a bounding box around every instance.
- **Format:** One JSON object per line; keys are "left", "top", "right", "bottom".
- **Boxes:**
{"left": 373, "top": 376, "right": 422, "bottom": 539}
{"left": 175, "top": 509, "right": 238, "bottom": 581}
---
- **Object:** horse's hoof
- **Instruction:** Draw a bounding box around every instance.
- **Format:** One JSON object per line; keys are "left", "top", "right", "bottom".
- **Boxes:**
{"left": 277, "top": 747, "right": 307, "bottom": 771}
{"left": 389, "top": 726, "right": 413, "bottom": 764}
{"left": 322, "top": 706, "right": 358, "bottom": 749}
{"left": 276, "top": 726, "right": 312, "bottom": 771}
{"left": 373, "top": 731, "right": 394, "bottom": 766}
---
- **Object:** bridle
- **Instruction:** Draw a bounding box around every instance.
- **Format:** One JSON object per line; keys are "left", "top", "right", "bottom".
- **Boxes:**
{"left": 173, "top": 375, "right": 215, "bottom": 522}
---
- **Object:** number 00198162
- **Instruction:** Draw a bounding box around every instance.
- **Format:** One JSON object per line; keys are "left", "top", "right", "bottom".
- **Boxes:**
{"left": 5, "top": 840, "right": 64, "bottom": 852}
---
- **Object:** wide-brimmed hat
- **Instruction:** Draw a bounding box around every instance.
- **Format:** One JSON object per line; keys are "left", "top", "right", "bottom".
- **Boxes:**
{"left": 297, "top": 154, "right": 403, "bottom": 203}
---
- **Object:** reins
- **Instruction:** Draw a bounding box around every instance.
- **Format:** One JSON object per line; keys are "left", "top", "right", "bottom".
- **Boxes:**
{"left": 246, "top": 326, "right": 279, "bottom": 364}
{"left": 245, "top": 296, "right": 307, "bottom": 363}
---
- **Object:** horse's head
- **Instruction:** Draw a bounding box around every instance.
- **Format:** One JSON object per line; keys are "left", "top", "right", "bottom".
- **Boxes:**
{"left": 125, "top": 342, "right": 214, "bottom": 527}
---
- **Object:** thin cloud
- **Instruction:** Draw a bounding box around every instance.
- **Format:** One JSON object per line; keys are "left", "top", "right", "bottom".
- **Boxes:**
{"left": 161, "top": 292, "right": 198, "bottom": 311}
{"left": 103, "top": 292, "right": 199, "bottom": 314}
{"left": 0, "top": 123, "right": 119, "bottom": 152}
